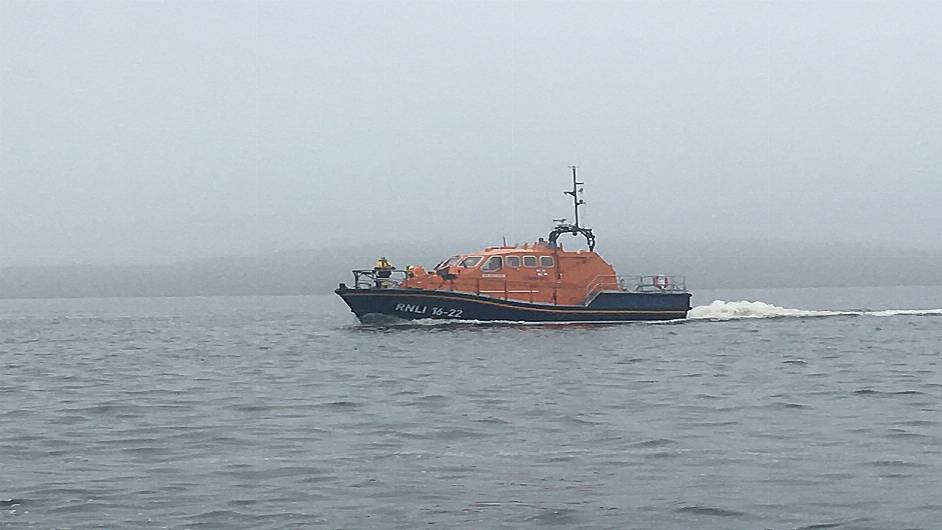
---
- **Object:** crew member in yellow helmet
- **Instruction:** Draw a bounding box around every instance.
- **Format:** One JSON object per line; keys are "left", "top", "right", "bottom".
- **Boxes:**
{"left": 373, "top": 256, "right": 394, "bottom": 287}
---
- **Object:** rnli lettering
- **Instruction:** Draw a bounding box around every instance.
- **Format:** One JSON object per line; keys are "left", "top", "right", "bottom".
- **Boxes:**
{"left": 393, "top": 303, "right": 463, "bottom": 318}
{"left": 394, "top": 303, "right": 427, "bottom": 314}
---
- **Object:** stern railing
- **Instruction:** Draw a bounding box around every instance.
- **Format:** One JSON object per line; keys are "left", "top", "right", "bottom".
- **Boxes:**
{"left": 585, "top": 274, "right": 687, "bottom": 304}
{"left": 622, "top": 274, "right": 687, "bottom": 293}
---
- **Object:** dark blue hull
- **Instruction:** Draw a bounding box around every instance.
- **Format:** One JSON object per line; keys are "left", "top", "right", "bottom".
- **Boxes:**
{"left": 335, "top": 287, "right": 691, "bottom": 323}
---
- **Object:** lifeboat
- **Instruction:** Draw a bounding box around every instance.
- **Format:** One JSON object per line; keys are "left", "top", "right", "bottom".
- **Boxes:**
{"left": 335, "top": 168, "right": 692, "bottom": 323}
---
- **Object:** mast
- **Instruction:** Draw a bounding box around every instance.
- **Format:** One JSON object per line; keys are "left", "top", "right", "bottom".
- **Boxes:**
{"left": 565, "top": 165, "right": 585, "bottom": 229}
{"left": 549, "top": 166, "right": 596, "bottom": 251}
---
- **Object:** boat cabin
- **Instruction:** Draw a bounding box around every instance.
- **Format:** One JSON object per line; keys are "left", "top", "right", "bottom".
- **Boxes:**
{"left": 400, "top": 240, "right": 618, "bottom": 306}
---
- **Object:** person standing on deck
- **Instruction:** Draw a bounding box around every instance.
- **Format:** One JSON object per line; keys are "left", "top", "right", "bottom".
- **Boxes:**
{"left": 373, "top": 257, "right": 394, "bottom": 288}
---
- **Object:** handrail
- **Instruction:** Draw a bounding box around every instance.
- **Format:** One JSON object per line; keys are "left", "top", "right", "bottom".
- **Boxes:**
{"left": 625, "top": 274, "right": 687, "bottom": 293}
{"left": 585, "top": 274, "right": 617, "bottom": 304}
{"left": 352, "top": 269, "right": 409, "bottom": 289}
{"left": 474, "top": 278, "right": 541, "bottom": 301}
{"left": 350, "top": 269, "right": 688, "bottom": 301}
{"left": 584, "top": 273, "right": 687, "bottom": 300}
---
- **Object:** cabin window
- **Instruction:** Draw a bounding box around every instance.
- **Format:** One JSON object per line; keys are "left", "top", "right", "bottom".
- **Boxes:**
{"left": 540, "top": 256, "right": 555, "bottom": 268}
{"left": 460, "top": 256, "right": 482, "bottom": 268}
{"left": 523, "top": 256, "right": 538, "bottom": 267}
{"left": 505, "top": 256, "right": 521, "bottom": 268}
{"left": 481, "top": 256, "right": 503, "bottom": 272}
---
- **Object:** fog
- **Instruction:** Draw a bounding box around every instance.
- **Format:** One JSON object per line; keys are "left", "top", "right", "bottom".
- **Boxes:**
{"left": 2, "top": 1, "right": 941, "bottom": 271}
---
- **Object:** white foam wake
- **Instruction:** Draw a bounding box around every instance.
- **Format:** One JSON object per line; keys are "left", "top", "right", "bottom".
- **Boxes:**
{"left": 689, "top": 300, "right": 942, "bottom": 320}
{"left": 865, "top": 308, "right": 942, "bottom": 317}
{"left": 688, "top": 300, "right": 842, "bottom": 320}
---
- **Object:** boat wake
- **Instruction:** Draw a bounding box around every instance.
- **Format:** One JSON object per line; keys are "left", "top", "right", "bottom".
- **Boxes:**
{"left": 689, "top": 300, "right": 942, "bottom": 321}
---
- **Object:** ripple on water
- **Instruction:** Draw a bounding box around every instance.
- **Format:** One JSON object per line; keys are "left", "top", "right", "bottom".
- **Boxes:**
{"left": 319, "top": 400, "right": 362, "bottom": 408}
{"left": 766, "top": 401, "right": 811, "bottom": 409}
{"left": 475, "top": 416, "right": 510, "bottom": 424}
{"left": 563, "top": 415, "right": 604, "bottom": 426}
{"left": 632, "top": 438, "right": 678, "bottom": 448}
{"left": 853, "top": 388, "right": 926, "bottom": 397}
{"left": 893, "top": 419, "right": 939, "bottom": 427}
{"left": 866, "top": 459, "right": 926, "bottom": 468}
{"left": 795, "top": 519, "right": 876, "bottom": 530}
{"left": 782, "top": 359, "right": 808, "bottom": 365}
{"left": 522, "top": 507, "right": 584, "bottom": 525}
{"left": 675, "top": 505, "right": 746, "bottom": 517}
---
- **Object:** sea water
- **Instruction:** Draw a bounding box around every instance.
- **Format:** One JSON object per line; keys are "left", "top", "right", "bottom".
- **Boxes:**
{"left": 1, "top": 287, "right": 940, "bottom": 529}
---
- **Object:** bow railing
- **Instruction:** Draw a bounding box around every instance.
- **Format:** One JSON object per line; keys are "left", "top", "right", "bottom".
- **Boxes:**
{"left": 351, "top": 269, "right": 409, "bottom": 289}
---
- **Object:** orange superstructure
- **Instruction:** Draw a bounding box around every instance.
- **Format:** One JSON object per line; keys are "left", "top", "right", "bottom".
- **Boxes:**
{"left": 400, "top": 240, "right": 618, "bottom": 306}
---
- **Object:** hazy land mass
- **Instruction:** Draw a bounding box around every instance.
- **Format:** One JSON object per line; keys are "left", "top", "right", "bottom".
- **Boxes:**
{"left": 1, "top": 239, "right": 940, "bottom": 300}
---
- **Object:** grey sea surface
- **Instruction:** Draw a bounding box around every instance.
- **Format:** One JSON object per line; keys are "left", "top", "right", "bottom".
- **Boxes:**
{"left": 1, "top": 287, "right": 941, "bottom": 529}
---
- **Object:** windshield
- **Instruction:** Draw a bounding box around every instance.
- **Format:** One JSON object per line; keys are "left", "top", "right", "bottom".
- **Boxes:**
{"left": 435, "top": 255, "right": 461, "bottom": 270}
{"left": 460, "top": 256, "right": 482, "bottom": 268}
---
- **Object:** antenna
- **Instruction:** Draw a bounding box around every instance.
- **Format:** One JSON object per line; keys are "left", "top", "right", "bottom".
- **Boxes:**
{"left": 549, "top": 165, "right": 596, "bottom": 251}
{"left": 563, "top": 165, "right": 585, "bottom": 228}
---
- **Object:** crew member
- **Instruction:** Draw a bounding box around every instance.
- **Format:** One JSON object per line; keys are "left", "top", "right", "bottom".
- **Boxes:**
{"left": 374, "top": 256, "right": 394, "bottom": 288}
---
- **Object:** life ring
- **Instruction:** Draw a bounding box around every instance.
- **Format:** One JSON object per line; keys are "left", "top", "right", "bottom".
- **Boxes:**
{"left": 653, "top": 275, "right": 669, "bottom": 290}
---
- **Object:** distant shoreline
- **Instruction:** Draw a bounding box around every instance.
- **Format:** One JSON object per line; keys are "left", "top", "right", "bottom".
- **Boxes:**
{"left": 3, "top": 241, "right": 941, "bottom": 300}
{"left": 3, "top": 283, "right": 942, "bottom": 302}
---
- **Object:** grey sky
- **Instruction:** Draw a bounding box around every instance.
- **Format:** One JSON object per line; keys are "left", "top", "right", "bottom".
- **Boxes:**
{"left": 2, "top": 1, "right": 940, "bottom": 266}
